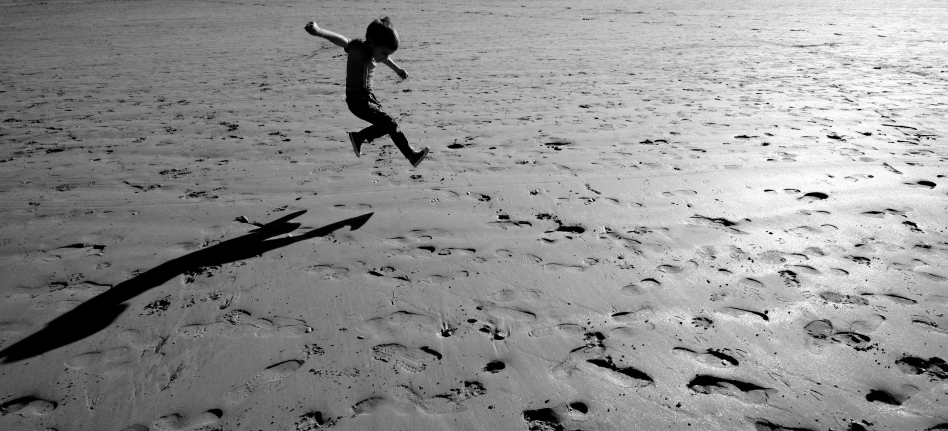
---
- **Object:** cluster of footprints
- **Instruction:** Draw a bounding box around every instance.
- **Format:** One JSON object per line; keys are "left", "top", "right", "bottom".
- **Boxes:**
{"left": 4, "top": 181, "right": 943, "bottom": 431}
{"left": 226, "top": 359, "right": 304, "bottom": 404}
{"left": 347, "top": 310, "right": 491, "bottom": 422}
{"left": 108, "top": 360, "right": 303, "bottom": 430}
{"left": 0, "top": 398, "right": 223, "bottom": 431}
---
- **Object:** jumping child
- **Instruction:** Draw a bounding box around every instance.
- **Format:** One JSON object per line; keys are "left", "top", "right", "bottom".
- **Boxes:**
{"left": 304, "top": 17, "right": 429, "bottom": 167}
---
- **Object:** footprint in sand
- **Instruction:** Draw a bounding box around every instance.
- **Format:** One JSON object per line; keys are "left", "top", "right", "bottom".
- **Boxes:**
{"left": 904, "top": 180, "right": 936, "bottom": 189}
{"left": 391, "top": 381, "right": 486, "bottom": 414}
{"left": 64, "top": 351, "right": 105, "bottom": 369}
{"left": 371, "top": 344, "right": 441, "bottom": 373}
{"left": 358, "top": 310, "right": 452, "bottom": 338}
{"left": 749, "top": 418, "right": 817, "bottom": 431}
{"left": 716, "top": 307, "right": 769, "bottom": 322}
{"left": 739, "top": 277, "right": 764, "bottom": 288}
{"left": 803, "top": 319, "right": 836, "bottom": 345}
{"left": 849, "top": 313, "right": 886, "bottom": 334}
{"left": 153, "top": 410, "right": 223, "bottom": 431}
{"left": 0, "top": 396, "right": 57, "bottom": 416}
{"left": 860, "top": 209, "right": 905, "bottom": 218}
{"left": 422, "top": 188, "right": 461, "bottom": 204}
{"left": 911, "top": 315, "right": 948, "bottom": 335}
{"left": 489, "top": 289, "right": 518, "bottom": 302}
{"left": 35, "top": 243, "right": 106, "bottom": 262}
{"left": 436, "top": 247, "right": 477, "bottom": 258}
{"left": 294, "top": 410, "right": 337, "bottom": 430}
{"left": 818, "top": 291, "right": 869, "bottom": 306}
{"left": 493, "top": 249, "right": 514, "bottom": 258}
{"left": 488, "top": 215, "right": 532, "bottom": 230}
{"left": 788, "top": 224, "right": 838, "bottom": 235}
{"left": 226, "top": 360, "right": 302, "bottom": 404}
{"left": 797, "top": 192, "right": 829, "bottom": 202}
{"left": 657, "top": 264, "right": 686, "bottom": 274}
{"left": 611, "top": 305, "right": 656, "bottom": 328}
{"left": 578, "top": 356, "right": 654, "bottom": 388}
{"left": 661, "top": 190, "right": 698, "bottom": 197}
{"left": 865, "top": 385, "right": 920, "bottom": 406}
{"left": 528, "top": 322, "right": 587, "bottom": 338}
{"left": 420, "top": 269, "right": 470, "bottom": 283}
{"left": 796, "top": 209, "right": 831, "bottom": 216}
{"left": 690, "top": 214, "right": 744, "bottom": 230}
{"left": 332, "top": 203, "right": 372, "bottom": 211}
{"left": 844, "top": 174, "right": 874, "bottom": 182}
{"left": 350, "top": 397, "right": 387, "bottom": 417}
{"left": 483, "top": 360, "right": 506, "bottom": 374}
{"left": 672, "top": 347, "right": 739, "bottom": 368}
{"left": 692, "top": 316, "right": 714, "bottom": 329}
{"left": 757, "top": 251, "right": 787, "bottom": 264}
{"left": 828, "top": 268, "right": 850, "bottom": 276}
{"left": 177, "top": 310, "right": 311, "bottom": 339}
{"left": 522, "top": 402, "right": 591, "bottom": 430}
{"left": 464, "top": 192, "right": 492, "bottom": 203}
{"left": 688, "top": 375, "right": 776, "bottom": 404}
{"left": 301, "top": 264, "right": 349, "bottom": 280}
{"left": 541, "top": 262, "right": 586, "bottom": 272}
{"left": 65, "top": 346, "right": 132, "bottom": 370}
{"left": 619, "top": 279, "right": 660, "bottom": 296}
{"left": 481, "top": 302, "right": 537, "bottom": 323}
{"left": 803, "top": 319, "right": 876, "bottom": 351}
{"left": 119, "top": 329, "right": 165, "bottom": 351}
{"left": 895, "top": 356, "right": 948, "bottom": 380}
{"left": 406, "top": 245, "right": 437, "bottom": 256}
{"left": 789, "top": 264, "right": 820, "bottom": 275}
{"left": 865, "top": 292, "right": 917, "bottom": 305}
{"left": 365, "top": 265, "right": 405, "bottom": 281}
{"left": 555, "top": 196, "right": 607, "bottom": 206}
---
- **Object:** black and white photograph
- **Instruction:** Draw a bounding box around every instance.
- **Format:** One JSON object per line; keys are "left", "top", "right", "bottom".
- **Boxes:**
{"left": 1, "top": 0, "right": 946, "bottom": 429}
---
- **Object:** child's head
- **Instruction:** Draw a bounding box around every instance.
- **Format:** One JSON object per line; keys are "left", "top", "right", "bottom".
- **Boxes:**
{"left": 366, "top": 16, "right": 399, "bottom": 51}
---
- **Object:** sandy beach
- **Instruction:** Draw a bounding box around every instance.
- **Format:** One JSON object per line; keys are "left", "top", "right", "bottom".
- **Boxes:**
{"left": 1, "top": 0, "right": 946, "bottom": 430}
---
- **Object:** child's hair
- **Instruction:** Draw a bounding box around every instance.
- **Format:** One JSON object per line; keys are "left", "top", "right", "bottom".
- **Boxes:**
{"left": 366, "top": 16, "right": 399, "bottom": 50}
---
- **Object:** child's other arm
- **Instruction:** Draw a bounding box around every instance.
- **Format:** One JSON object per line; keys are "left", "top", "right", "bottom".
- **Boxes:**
{"left": 304, "top": 22, "right": 348, "bottom": 49}
{"left": 382, "top": 58, "right": 408, "bottom": 80}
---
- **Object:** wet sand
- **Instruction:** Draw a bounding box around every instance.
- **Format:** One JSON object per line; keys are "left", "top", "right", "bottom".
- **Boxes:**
{"left": 1, "top": 0, "right": 947, "bottom": 430}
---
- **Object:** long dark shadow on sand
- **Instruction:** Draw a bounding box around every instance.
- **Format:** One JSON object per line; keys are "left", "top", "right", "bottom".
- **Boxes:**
{"left": 0, "top": 210, "right": 373, "bottom": 364}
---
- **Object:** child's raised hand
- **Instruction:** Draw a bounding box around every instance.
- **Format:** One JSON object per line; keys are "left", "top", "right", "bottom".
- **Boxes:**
{"left": 304, "top": 22, "right": 320, "bottom": 36}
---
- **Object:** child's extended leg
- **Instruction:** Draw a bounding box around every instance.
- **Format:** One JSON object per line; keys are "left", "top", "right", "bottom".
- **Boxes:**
{"left": 346, "top": 95, "right": 428, "bottom": 166}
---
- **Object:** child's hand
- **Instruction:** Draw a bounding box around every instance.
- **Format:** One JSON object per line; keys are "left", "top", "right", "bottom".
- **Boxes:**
{"left": 396, "top": 68, "right": 408, "bottom": 80}
{"left": 304, "top": 22, "right": 320, "bottom": 36}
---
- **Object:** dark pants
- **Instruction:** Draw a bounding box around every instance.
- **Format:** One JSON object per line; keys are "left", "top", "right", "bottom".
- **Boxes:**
{"left": 346, "top": 91, "right": 414, "bottom": 159}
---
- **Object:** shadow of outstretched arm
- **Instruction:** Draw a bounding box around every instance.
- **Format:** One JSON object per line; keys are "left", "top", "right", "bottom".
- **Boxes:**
{"left": 0, "top": 211, "right": 373, "bottom": 364}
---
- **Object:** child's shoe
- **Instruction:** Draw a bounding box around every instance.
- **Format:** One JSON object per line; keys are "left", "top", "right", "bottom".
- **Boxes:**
{"left": 348, "top": 132, "right": 362, "bottom": 158}
{"left": 410, "top": 147, "right": 429, "bottom": 167}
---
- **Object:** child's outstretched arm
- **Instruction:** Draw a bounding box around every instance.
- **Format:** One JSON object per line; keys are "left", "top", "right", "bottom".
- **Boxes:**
{"left": 382, "top": 58, "right": 408, "bottom": 80}
{"left": 304, "top": 22, "right": 349, "bottom": 49}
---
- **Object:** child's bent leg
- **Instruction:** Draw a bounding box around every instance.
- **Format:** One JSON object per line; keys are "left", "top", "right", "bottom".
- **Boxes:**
{"left": 347, "top": 97, "right": 417, "bottom": 159}
{"left": 347, "top": 96, "right": 392, "bottom": 144}
{"left": 387, "top": 127, "right": 416, "bottom": 160}
{"left": 355, "top": 123, "right": 390, "bottom": 144}
{"left": 360, "top": 122, "right": 415, "bottom": 160}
